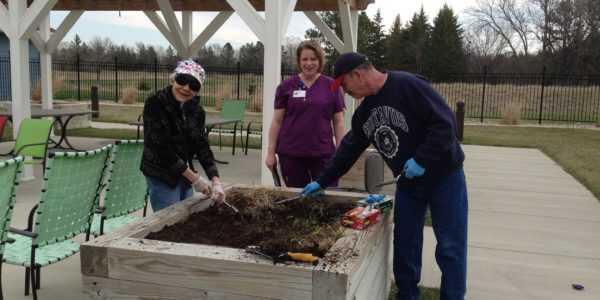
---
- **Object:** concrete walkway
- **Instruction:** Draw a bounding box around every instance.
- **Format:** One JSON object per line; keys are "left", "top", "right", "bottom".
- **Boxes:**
{"left": 422, "top": 145, "right": 600, "bottom": 299}
{"left": 1, "top": 139, "right": 599, "bottom": 299}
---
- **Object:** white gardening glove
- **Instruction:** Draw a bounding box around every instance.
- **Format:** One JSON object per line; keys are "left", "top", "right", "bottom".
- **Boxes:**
{"left": 211, "top": 179, "right": 226, "bottom": 204}
{"left": 192, "top": 176, "right": 211, "bottom": 196}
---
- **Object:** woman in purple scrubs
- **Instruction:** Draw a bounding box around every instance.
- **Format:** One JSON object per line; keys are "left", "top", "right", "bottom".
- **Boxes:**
{"left": 265, "top": 40, "right": 345, "bottom": 187}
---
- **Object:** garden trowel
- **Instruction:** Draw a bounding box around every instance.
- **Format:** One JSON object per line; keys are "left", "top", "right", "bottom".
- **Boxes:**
{"left": 273, "top": 195, "right": 304, "bottom": 205}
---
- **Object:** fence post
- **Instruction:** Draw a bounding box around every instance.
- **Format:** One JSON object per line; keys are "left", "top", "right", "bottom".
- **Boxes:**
{"left": 114, "top": 56, "right": 119, "bottom": 102}
{"left": 538, "top": 66, "right": 546, "bottom": 125}
{"left": 154, "top": 57, "right": 158, "bottom": 92}
{"left": 91, "top": 86, "right": 99, "bottom": 118}
{"left": 480, "top": 66, "right": 487, "bottom": 123}
{"left": 455, "top": 101, "right": 465, "bottom": 141}
{"left": 76, "top": 54, "right": 81, "bottom": 101}
{"left": 236, "top": 61, "right": 241, "bottom": 99}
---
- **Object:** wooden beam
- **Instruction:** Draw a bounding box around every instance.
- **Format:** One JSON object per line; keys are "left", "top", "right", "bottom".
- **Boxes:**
{"left": 181, "top": 10, "right": 192, "bottom": 46}
{"left": 45, "top": 0, "right": 372, "bottom": 11}
{"left": 28, "top": 30, "right": 45, "bottom": 51}
{"left": 18, "top": 0, "right": 59, "bottom": 38}
{"left": 304, "top": 11, "right": 345, "bottom": 53}
{"left": 143, "top": 11, "right": 180, "bottom": 53}
{"left": 338, "top": 0, "right": 356, "bottom": 52}
{"left": 280, "top": 0, "right": 297, "bottom": 40}
{"left": 156, "top": 0, "right": 186, "bottom": 53}
{"left": 188, "top": 11, "right": 233, "bottom": 57}
{"left": 47, "top": 10, "right": 83, "bottom": 53}
{"left": 225, "top": 0, "right": 265, "bottom": 42}
{"left": 0, "top": 2, "right": 10, "bottom": 36}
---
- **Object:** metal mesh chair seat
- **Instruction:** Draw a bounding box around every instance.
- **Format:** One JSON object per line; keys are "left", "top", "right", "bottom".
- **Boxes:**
{"left": 3, "top": 234, "right": 79, "bottom": 267}
{"left": 90, "top": 214, "right": 140, "bottom": 236}
{"left": 0, "top": 157, "right": 22, "bottom": 300}
{"left": 93, "top": 140, "right": 147, "bottom": 236}
{"left": 3, "top": 146, "right": 110, "bottom": 300}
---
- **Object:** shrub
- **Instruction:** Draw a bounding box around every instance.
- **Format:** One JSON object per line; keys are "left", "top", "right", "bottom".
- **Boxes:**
{"left": 31, "top": 79, "right": 65, "bottom": 101}
{"left": 120, "top": 87, "right": 139, "bottom": 105}
{"left": 137, "top": 81, "right": 151, "bottom": 91}
{"left": 500, "top": 102, "right": 522, "bottom": 125}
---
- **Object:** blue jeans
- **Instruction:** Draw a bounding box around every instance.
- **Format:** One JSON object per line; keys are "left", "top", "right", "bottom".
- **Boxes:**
{"left": 146, "top": 176, "right": 193, "bottom": 211}
{"left": 393, "top": 168, "right": 468, "bottom": 300}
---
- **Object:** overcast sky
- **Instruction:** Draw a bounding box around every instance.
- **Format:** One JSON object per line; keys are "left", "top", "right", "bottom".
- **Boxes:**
{"left": 50, "top": 0, "right": 477, "bottom": 49}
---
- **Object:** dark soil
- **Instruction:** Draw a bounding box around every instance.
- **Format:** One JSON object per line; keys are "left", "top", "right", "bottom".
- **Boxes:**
{"left": 146, "top": 188, "right": 356, "bottom": 258}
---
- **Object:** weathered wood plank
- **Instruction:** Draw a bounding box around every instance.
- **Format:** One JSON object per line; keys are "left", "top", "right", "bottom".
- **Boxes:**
{"left": 350, "top": 215, "right": 393, "bottom": 300}
{"left": 105, "top": 238, "right": 314, "bottom": 299}
{"left": 312, "top": 270, "right": 348, "bottom": 300}
{"left": 80, "top": 244, "right": 109, "bottom": 277}
{"left": 83, "top": 275, "right": 277, "bottom": 300}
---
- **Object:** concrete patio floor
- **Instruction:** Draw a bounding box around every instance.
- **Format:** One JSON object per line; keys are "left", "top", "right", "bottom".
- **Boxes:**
{"left": 1, "top": 138, "right": 599, "bottom": 299}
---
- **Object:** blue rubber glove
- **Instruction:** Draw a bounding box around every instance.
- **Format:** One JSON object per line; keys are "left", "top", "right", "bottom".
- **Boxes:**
{"left": 366, "top": 194, "right": 385, "bottom": 204}
{"left": 301, "top": 181, "right": 322, "bottom": 197}
{"left": 403, "top": 158, "right": 425, "bottom": 179}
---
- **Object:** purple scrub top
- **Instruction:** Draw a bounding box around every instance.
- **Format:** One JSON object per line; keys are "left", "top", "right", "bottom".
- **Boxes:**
{"left": 275, "top": 74, "right": 345, "bottom": 157}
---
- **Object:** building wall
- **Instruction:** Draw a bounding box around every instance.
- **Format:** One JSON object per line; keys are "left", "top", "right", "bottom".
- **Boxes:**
{"left": 0, "top": 32, "right": 41, "bottom": 101}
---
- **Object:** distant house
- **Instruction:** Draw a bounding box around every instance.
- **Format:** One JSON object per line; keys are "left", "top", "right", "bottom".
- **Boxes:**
{"left": 0, "top": 31, "right": 41, "bottom": 101}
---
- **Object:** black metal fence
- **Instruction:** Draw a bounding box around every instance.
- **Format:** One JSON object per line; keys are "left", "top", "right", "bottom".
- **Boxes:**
{"left": 1, "top": 57, "right": 599, "bottom": 124}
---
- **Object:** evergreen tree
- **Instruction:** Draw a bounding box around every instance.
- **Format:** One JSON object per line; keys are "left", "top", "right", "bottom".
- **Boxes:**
{"left": 426, "top": 4, "right": 465, "bottom": 81}
{"left": 400, "top": 7, "right": 431, "bottom": 74}
{"left": 363, "top": 10, "right": 387, "bottom": 69}
{"left": 164, "top": 46, "right": 179, "bottom": 66}
{"left": 386, "top": 15, "right": 404, "bottom": 70}
{"left": 220, "top": 42, "right": 235, "bottom": 67}
{"left": 238, "top": 42, "right": 264, "bottom": 68}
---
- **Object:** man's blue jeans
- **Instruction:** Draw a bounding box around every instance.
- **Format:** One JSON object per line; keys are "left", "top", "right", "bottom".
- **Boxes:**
{"left": 146, "top": 176, "right": 193, "bottom": 211}
{"left": 393, "top": 168, "right": 468, "bottom": 300}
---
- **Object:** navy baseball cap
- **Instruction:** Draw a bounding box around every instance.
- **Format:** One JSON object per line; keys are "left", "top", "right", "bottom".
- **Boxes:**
{"left": 330, "top": 52, "right": 369, "bottom": 91}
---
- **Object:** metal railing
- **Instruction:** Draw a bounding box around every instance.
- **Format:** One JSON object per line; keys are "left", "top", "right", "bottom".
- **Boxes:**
{"left": 1, "top": 57, "right": 599, "bottom": 124}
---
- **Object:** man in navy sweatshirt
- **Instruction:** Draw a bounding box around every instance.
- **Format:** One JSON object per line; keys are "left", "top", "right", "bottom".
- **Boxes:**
{"left": 301, "top": 52, "right": 468, "bottom": 300}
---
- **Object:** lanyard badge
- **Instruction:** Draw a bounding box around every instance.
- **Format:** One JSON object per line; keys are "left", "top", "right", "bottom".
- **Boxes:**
{"left": 292, "top": 81, "right": 307, "bottom": 101}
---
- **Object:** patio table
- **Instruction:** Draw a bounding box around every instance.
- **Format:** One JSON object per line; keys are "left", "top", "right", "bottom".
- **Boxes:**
{"left": 0, "top": 108, "right": 95, "bottom": 151}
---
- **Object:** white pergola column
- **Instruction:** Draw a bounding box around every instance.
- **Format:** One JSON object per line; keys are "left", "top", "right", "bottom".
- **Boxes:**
{"left": 7, "top": 0, "right": 32, "bottom": 131}
{"left": 261, "top": 0, "right": 286, "bottom": 185}
{"left": 338, "top": 0, "right": 359, "bottom": 130}
{"left": 225, "top": 0, "right": 295, "bottom": 185}
{"left": 4, "top": 0, "right": 59, "bottom": 180}
{"left": 39, "top": 15, "right": 53, "bottom": 109}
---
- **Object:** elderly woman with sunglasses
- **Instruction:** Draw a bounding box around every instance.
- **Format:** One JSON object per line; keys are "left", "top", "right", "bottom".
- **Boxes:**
{"left": 141, "top": 59, "right": 225, "bottom": 211}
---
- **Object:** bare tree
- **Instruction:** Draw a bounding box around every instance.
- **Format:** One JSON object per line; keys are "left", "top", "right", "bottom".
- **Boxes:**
{"left": 466, "top": 0, "right": 535, "bottom": 57}
{"left": 464, "top": 24, "right": 509, "bottom": 70}
{"left": 528, "top": 0, "right": 556, "bottom": 58}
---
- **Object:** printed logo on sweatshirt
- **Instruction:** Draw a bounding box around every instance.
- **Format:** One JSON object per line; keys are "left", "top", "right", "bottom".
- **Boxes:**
{"left": 374, "top": 126, "right": 399, "bottom": 158}
{"left": 362, "top": 106, "right": 409, "bottom": 159}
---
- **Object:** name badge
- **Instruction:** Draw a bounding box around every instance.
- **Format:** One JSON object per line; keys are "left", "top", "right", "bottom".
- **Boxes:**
{"left": 293, "top": 90, "right": 306, "bottom": 98}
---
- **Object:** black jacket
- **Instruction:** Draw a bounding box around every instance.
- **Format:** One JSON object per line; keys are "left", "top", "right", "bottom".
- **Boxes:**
{"left": 140, "top": 86, "right": 219, "bottom": 187}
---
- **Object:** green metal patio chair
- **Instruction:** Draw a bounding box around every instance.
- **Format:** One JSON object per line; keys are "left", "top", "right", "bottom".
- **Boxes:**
{"left": 0, "top": 118, "right": 53, "bottom": 170}
{"left": 218, "top": 99, "right": 247, "bottom": 155}
{"left": 4, "top": 146, "right": 111, "bottom": 300}
{"left": 0, "top": 156, "right": 23, "bottom": 300}
{"left": 91, "top": 140, "right": 148, "bottom": 236}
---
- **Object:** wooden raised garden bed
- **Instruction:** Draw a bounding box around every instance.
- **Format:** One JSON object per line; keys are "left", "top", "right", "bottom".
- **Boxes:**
{"left": 81, "top": 184, "right": 393, "bottom": 300}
